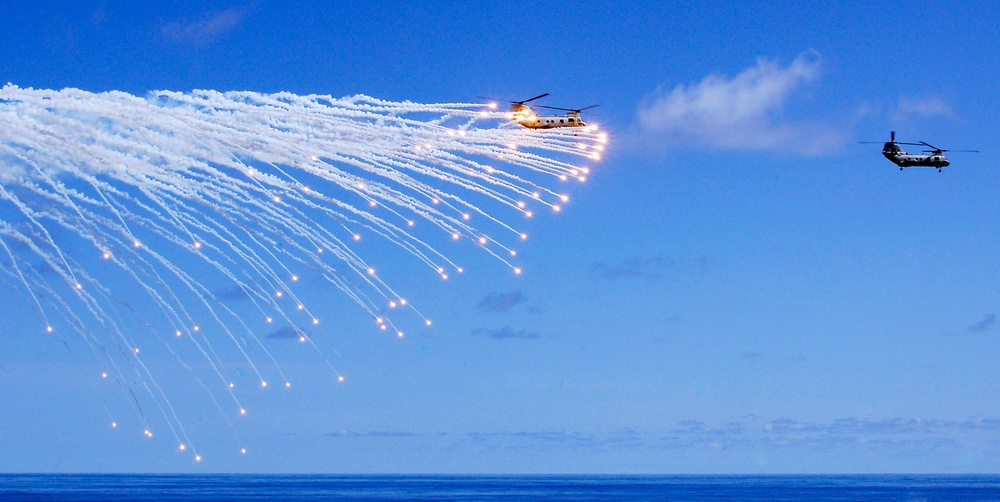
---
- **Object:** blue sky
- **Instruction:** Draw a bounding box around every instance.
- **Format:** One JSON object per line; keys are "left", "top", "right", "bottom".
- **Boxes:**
{"left": 1, "top": 0, "right": 999, "bottom": 473}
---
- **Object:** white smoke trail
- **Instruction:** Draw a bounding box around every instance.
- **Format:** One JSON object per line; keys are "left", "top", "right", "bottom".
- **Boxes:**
{"left": 0, "top": 84, "right": 607, "bottom": 460}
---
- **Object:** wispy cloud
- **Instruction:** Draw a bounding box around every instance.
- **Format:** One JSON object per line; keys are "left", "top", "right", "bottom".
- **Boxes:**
{"left": 161, "top": 8, "right": 246, "bottom": 47}
{"left": 966, "top": 314, "right": 996, "bottom": 333}
{"left": 660, "top": 415, "right": 1000, "bottom": 453}
{"left": 323, "top": 430, "right": 425, "bottom": 438}
{"left": 593, "top": 256, "right": 674, "bottom": 280}
{"left": 637, "top": 50, "right": 844, "bottom": 154}
{"left": 213, "top": 285, "right": 250, "bottom": 301}
{"left": 472, "top": 326, "right": 542, "bottom": 340}
{"left": 465, "top": 431, "right": 600, "bottom": 449}
{"left": 476, "top": 291, "right": 526, "bottom": 313}
{"left": 891, "top": 96, "right": 953, "bottom": 122}
{"left": 592, "top": 255, "right": 707, "bottom": 281}
{"left": 316, "top": 416, "right": 1000, "bottom": 457}
{"left": 266, "top": 326, "right": 302, "bottom": 340}
{"left": 323, "top": 429, "right": 640, "bottom": 452}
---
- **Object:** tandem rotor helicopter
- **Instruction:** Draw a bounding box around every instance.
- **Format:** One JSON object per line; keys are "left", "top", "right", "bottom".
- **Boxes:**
{"left": 482, "top": 93, "right": 599, "bottom": 129}
{"left": 862, "top": 131, "right": 978, "bottom": 172}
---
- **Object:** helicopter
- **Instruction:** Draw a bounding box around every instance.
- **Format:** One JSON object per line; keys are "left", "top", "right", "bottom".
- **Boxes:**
{"left": 484, "top": 93, "right": 599, "bottom": 129}
{"left": 527, "top": 104, "right": 600, "bottom": 129}
{"left": 862, "top": 131, "right": 978, "bottom": 172}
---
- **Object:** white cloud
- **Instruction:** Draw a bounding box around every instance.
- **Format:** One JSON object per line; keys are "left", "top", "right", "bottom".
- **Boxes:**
{"left": 637, "top": 50, "right": 844, "bottom": 154}
{"left": 892, "top": 96, "right": 953, "bottom": 122}
{"left": 162, "top": 8, "right": 246, "bottom": 47}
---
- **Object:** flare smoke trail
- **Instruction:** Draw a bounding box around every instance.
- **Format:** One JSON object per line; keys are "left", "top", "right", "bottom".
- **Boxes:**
{"left": 0, "top": 85, "right": 606, "bottom": 460}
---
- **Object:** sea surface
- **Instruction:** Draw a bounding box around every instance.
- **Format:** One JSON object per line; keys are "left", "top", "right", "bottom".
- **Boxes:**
{"left": 1, "top": 474, "right": 999, "bottom": 501}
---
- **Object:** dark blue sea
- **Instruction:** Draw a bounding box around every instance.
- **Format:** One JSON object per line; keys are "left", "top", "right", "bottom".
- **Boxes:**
{"left": 1, "top": 474, "right": 999, "bottom": 501}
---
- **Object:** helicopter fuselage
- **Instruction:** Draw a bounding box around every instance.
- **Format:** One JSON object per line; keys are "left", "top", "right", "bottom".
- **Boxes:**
{"left": 511, "top": 110, "right": 587, "bottom": 129}
{"left": 882, "top": 143, "right": 949, "bottom": 168}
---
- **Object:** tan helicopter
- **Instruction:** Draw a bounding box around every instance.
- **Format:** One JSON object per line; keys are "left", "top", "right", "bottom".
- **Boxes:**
{"left": 485, "top": 93, "right": 599, "bottom": 129}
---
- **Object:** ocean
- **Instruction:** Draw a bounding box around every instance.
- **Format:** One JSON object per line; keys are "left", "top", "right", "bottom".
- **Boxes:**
{"left": 1, "top": 474, "right": 998, "bottom": 501}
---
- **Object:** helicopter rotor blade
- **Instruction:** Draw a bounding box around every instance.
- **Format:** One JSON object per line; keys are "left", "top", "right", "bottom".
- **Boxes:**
{"left": 519, "top": 93, "right": 550, "bottom": 105}
{"left": 479, "top": 93, "right": 549, "bottom": 105}
{"left": 537, "top": 104, "right": 600, "bottom": 113}
{"left": 537, "top": 105, "right": 574, "bottom": 112}
{"left": 861, "top": 130, "right": 905, "bottom": 144}
{"left": 917, "top": 141, "right": 978, "bottom": 153}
